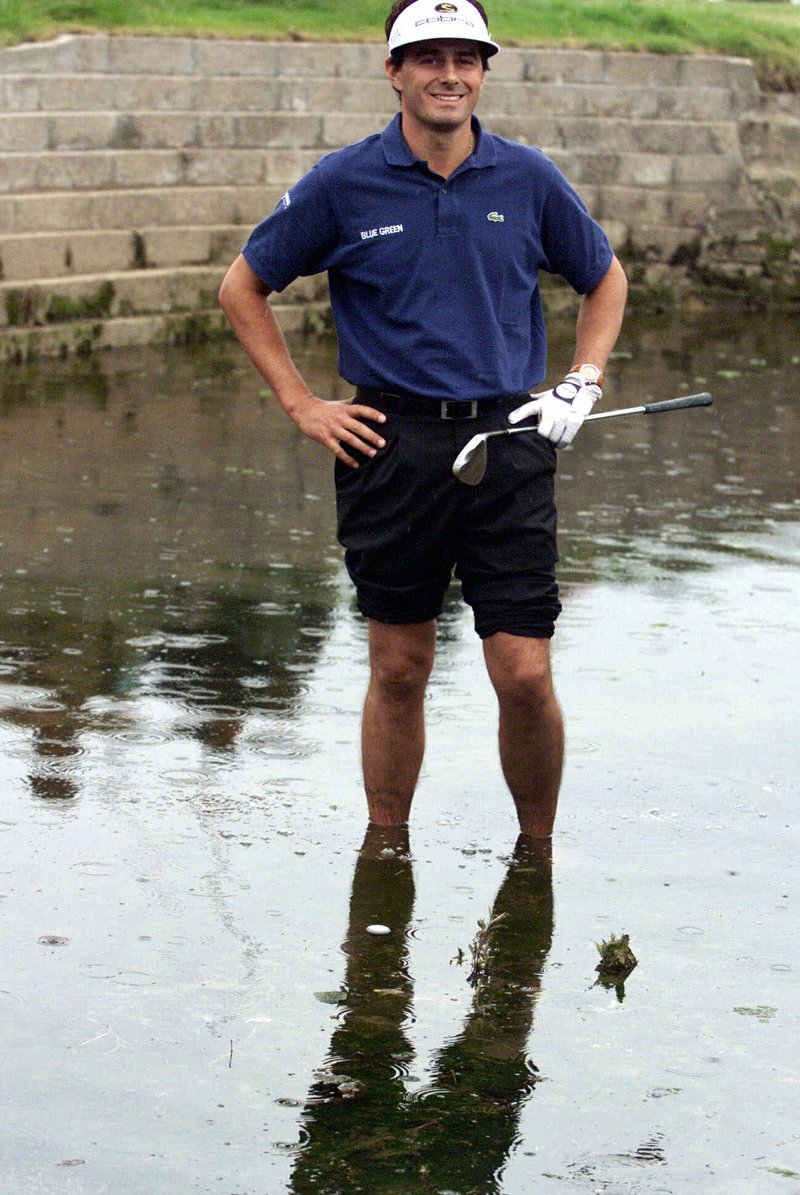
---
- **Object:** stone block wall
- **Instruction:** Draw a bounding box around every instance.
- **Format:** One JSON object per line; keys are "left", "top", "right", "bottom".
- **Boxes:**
{"left": 1, "top": 35, "right": 798, "bottom": 361}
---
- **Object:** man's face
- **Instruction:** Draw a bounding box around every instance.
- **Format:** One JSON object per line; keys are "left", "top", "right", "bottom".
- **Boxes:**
{"left": 386, "top": 39, "right": 486, "bottom": 134}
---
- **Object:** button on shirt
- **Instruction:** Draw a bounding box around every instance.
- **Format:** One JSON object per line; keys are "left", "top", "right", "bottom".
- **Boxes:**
{"left": 243, "top": 113, "right": 613, "bottom": 403}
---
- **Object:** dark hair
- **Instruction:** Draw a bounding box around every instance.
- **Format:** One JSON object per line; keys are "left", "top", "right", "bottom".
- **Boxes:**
{"left": 385, "top": 0, "right": 492, "bottom": 70}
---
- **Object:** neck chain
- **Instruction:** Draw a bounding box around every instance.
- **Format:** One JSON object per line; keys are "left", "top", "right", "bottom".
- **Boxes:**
{"left": 468, "top": 129, "right": 476, "bottom": 156}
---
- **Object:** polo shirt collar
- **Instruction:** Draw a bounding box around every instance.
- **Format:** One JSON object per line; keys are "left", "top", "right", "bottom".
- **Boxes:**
{"left": 381, "top": 112, "right": 497, "bottom": 170}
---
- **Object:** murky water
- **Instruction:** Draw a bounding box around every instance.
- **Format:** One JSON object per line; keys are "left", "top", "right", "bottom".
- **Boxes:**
{"left": 1, "top": 311, "right": 798, "bottom": 1194}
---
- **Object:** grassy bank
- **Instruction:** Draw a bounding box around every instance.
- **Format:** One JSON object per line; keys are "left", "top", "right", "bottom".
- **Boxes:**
{"left": 1, "top": 0, "right": 799, "bottom": 89}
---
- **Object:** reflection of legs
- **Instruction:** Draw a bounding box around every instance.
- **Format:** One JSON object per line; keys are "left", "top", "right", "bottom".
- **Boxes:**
{"left": 414, "top": 838, "right": 554, "bottom": 1190}
{"left": 290, "top": 826, "right": 416, "bottom": 1194}
{"left": 361, "top": 619, "right": 436, "bottom": 826}
{"left": 483, "top": 633, "right": 564, "bottom": 840}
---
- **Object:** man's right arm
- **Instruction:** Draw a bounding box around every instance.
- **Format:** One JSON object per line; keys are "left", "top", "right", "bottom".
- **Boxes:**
{"left": 218, "top": 254, "right": 386, "bottom": 468}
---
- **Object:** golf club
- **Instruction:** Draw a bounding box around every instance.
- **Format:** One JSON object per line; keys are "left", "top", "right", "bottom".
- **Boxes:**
{"left": 452, "top": 392, "right": 713, "bottom": 486}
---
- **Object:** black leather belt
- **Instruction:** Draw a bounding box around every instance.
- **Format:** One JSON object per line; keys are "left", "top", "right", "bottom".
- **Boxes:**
{"left": 355, "top": 386, "right": 522, "bottom": 421}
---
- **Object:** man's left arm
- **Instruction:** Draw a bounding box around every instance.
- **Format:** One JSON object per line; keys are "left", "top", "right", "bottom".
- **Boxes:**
{"left": 510, "top": 255, "right": 628, "bottom": 448}
{"left": 571, "top": 254, "right": 628, "bottom": 377}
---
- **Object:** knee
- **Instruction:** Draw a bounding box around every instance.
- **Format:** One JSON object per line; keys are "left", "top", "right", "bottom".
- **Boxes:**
{"left": 503, "top": 664, "right": 553, "bottom": 709}
{"left": 371, "top": 642, "right": 433, "bottom": 705}
{"left": 488, "top": 648, "right": 555, "bottom": 712}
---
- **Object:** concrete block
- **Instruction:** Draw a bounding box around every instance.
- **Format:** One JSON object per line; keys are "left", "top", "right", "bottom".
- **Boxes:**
{"left": 0, "top": 35, "right": 81, "bottom": 74}
{"left": 678, "top": 55, "right": 759, "bottom": 101}
{"left": 655, "top": 85, "right": 738, "bottom": 122}
{"left": 0, "top": 150, "right": 116, "bottom": 193}
{"left": 110, "top": 149, "right": 261, "bottom": 189}
{"left": 629, "top": 224, "right": 704, "bottom": 263}
{"left": 0, "top": 112, "right": 120, "bottom": 152}
{"left": 0, "top": 75, "right": 48, "bottom": 111}
{"left": 673, "top": 154, "right": 745, "bottom": 188}
{"left": 490, "top": 115, "right": 738, "bottom": 156}
{"left": 1, "top": 185, "right": 279, "bottom": 235}
{"left": 482, "top": 81, "right": 580, "bottom": 120}
{"left": 740, "top": 113, "right": 800, "bottom": 163}
{"left": 3, "top": 73, "right": 138, "bottom": 112}
{"left": 198, "top": 76, "right": 283, "bottom": 113}
{"left": 521, "top": 50, "right": 610, "bottom": 86}
{"left": 0, "top": 234, "right": 71, "bottom": 281}
{"left": 480, "top": 49, "right": 526, "bottom": 82}
{"left": 0, "top": 308, "right": 236, "bottom": 363}
{"left": 68, "top": 36, "right": 114, "bottom": 73}
{"left": 566, "top": 151, "right": 675, "bottom": 189}
{"left": 181, "top": 149, "right": 268, "bottom": 188}
{"left": 0, "top": 230, "right": 135, "bottom": 280}
{"left": 604, "top": 53, "right": 682, "bottom": 88}
{"left": 0, "top": 265, "right": 227, "bottom": 329}
{"left": 230, "top": 113, "right": 326, "bottom": 150}
{"left": 486, "top": 115, "right": 559, "bottom": 148}
{"left": 106, "top": 36, "right": 196, "bottom": 76}
{"left": 196, "top": 40, "right": 384, "bottom": 80}
{"left": 321, "top": 113, "right": 387, "bottom": 148}
{"left": 626, "top": 119, "right": 741, "bottom": 156}
{"left": 140, "top": 226, "right": 214, "bottom": 267}
{"left": 194, "top": 39, "right": 278, "bottom": 78}
{"left": 576, "top": 84, "right": 661, "bottom": 121}
{"left": 596, "top": 185, "right": 709, "bottom": 230}
{"left": 262, "top": 148, "right": 328, "bottom": 185}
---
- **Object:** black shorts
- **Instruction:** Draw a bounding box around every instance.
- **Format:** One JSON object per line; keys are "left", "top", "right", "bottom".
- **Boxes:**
{"left": 334, "top": 395, "right": 562, "bottom": 639}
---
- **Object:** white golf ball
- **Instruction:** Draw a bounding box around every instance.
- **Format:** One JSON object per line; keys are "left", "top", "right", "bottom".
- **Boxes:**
{"left": 366, "top": 924, "right": 391, "bottom": 936}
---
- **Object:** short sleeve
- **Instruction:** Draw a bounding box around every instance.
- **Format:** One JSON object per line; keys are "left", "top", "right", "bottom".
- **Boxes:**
{"left": 242, "top": 164, "right": 340, "bottom": 293}
{"left": 538, "top": 165, "right": 613, "bottom": 295}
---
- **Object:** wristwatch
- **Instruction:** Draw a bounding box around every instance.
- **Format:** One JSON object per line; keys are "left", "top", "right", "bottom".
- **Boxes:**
{"left": 569, "top": 363, "right": 604, "bottom": 386}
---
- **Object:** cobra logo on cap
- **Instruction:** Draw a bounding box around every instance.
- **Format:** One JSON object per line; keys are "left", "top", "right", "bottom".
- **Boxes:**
{"left": 435, "top": 3, "right": 459, "bottom": 10}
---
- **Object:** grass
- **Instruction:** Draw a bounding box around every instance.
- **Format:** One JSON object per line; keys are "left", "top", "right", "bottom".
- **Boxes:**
{"left": 0, "top": 0, "right": 798, "bottom": 87}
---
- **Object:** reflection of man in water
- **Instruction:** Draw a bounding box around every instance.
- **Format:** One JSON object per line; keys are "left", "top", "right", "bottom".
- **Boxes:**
{"left": 289, "top": 827, "right": 554, "bottom": 1193}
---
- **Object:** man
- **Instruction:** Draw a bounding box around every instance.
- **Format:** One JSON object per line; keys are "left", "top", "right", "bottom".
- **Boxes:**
{"left": 219, "top": 0, "right": 627, "bottom": 840}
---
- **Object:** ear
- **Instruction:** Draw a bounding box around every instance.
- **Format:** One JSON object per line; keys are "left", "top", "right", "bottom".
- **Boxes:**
{"left": 385, "top": 55, "right": 403, "bottom": 93}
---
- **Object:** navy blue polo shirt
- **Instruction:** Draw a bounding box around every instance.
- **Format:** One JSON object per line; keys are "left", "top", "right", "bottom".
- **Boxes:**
{"left": 243, "top": 113, "right": 612, "bottom": 402}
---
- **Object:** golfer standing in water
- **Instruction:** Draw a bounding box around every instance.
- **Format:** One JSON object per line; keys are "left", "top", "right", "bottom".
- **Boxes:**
{"left": 219, "top": 0, "right": 627, "bottom": 840}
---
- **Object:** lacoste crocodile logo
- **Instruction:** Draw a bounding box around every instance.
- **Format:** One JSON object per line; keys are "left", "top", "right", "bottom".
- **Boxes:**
{"left": 487, "top": 211, "right": 505, "bottom": 223}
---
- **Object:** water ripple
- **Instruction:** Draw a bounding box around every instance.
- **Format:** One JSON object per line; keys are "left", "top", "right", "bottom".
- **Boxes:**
{"left": 109, "top": 729, "right": 172, "bottom": 746}
{"left": 125, "top": 634, "right": 229, "bottom": 650}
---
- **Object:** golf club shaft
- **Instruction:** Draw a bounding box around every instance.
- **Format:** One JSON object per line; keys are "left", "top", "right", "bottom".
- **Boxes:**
{"left": 587, "top": 392, "right": 713, "bottom": 421}
{"left": 452, "top": 391, "right": 714, "bottom": 485}
{"left": 508, "top": 391, "right": 713, "bottom": 437}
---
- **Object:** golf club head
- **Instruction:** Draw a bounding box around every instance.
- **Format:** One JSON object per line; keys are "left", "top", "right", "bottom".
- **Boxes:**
{"left": 452, "top": 434, "right": 489, "bottom": 486}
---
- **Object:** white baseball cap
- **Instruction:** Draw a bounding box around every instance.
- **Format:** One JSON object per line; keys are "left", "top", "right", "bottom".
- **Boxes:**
{"left": 387, "top": 0, "right": 500, "bottom": 58}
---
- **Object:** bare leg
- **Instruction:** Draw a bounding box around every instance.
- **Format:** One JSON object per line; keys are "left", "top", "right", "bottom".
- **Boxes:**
{"left": 361, "top": 619, "right": 436, "bottom": 825}
{"left": 483, "top": 632, "right": 564, "bottom": 839}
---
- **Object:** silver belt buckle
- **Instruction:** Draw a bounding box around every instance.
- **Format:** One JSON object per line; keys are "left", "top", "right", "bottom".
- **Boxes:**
{"left": 441, "top": 399, "right": 479, "bottom": 420}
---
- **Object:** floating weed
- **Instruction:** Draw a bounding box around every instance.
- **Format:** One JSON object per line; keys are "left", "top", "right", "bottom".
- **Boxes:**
{"left": 595, "top": 932, "right": 638, "bottom": 1001}
{"left": 314, "top": 990, "right": 346, "bottom": 1006}
{"left": 596, "top": 932, "right": 638, "bottom": 978}
{"left": 453, "top": 908, "right": 508, "bottom": 1011}
{"left": 312, "top": 1067, "right": 366, "bottom": 1102}
{"left": 734, "top": 1005, "right": 777, "bottom": 1022}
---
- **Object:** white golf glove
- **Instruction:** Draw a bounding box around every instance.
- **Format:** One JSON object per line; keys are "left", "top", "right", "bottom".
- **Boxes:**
{"left": 509, "top": 368, "right": 602, "bottom": 448}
